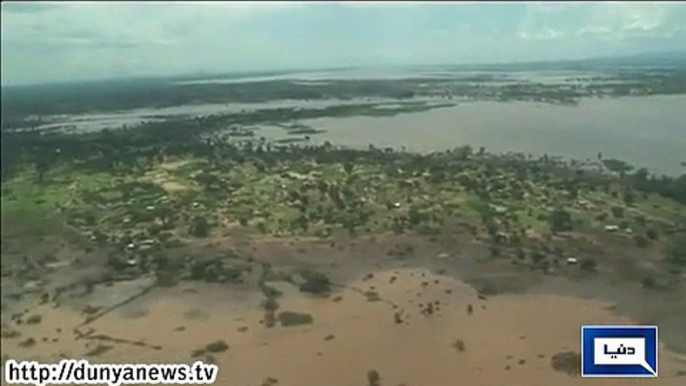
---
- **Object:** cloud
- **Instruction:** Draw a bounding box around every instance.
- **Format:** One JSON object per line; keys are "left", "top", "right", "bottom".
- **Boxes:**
{"left": 2, "top": 2, "right": 685, "bottom": 85}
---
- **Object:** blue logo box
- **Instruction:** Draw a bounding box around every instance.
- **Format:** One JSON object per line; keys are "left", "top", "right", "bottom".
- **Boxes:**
{"left": 581, "top": 325, "right": 658, "bottom": 377}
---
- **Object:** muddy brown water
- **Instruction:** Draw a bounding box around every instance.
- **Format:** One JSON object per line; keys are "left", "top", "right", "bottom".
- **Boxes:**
{"left": 295, "top": 95, "right": 686, "bottom": 176}
{"left": 27, "top": 94, "right": 686, "bottom": 176}
{"left": 3, "top": 268, "right": 684, "bottom": 386}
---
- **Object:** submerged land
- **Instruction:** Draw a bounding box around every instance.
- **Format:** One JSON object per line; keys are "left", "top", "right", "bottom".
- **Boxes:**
{"left": 1, "top": 57, "right": 686, "bottom": 385}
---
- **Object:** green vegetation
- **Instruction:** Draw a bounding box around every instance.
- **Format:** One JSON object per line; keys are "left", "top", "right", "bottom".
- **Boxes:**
{"left": 277, "top": 311, "right": 314, "bottom": 327}
{"left": 366, "top": 370, "right": 381, "bottom": 386}
{"left": 550, "top": 351, "right": 581, "bottom": 377}
{"left": 364, "top": 291, "right": 381, "bottom": 302}
{"left": 1, "top": 86, "right": 684, "bottom": 301}
{"left": 579, "top": 258, "right": 598, "bottom": 272}
{"left": 4, "top": 66, "right": 686, "bottom": 124}
{"left": 298, "top": 270, "right": 332, "bottom": 295}
{"left": 665, "top": 237, "right": 686, "bottom": 273}
{"left": 84, "top": 344, "right": 114, "bottom": 357}
{"left": 452, "top": 339, "right": 466, "bottom": 352}
{"left": 549, "top": 209, "right": 573, "bottom": 233}
{"left": 602, "top": 159, "right": 634, "bottom": 176}
{"left": 205, "top": 340, "right": 229, "bottom": 353}
{"left": 25, "top": 315, "right": 42, "bottom": 325}
{"left": 191, "top": 340, "right": 229, "bottom": 358}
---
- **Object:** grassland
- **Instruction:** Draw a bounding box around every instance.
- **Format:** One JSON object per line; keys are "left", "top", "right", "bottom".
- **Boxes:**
{"left": 2, "top": 133, "right": 684, "bottom": 289}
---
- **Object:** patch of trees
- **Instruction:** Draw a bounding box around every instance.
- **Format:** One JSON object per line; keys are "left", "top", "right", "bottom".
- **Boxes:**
{"left": 277, "top": 311, "right": 313, "bottom": 327}
{"left": 189, "top": 216, "right": 211, "bottom": 238}
{"left": 298, "top": 269, "right": 332, "bottom": 295}
{"left": 629, "top": 170, "right": 686, "bottom": 205}
{"left": 549, "top": 209, "right": 573, "bottom": 233}
{"left": 664, "top": 237, "right": 686, "bottom": 272}
{"left": 189, "top": 257, "right": 246, "bottom": 283}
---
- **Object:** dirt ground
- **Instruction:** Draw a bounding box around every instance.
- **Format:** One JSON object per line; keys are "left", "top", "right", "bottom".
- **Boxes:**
{"left": 2, "top": 231, "right": 685, "bottom": 386}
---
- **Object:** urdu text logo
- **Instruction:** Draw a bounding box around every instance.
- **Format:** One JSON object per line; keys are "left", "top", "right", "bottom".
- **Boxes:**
{"left": 581, "top": 325, "right": 658, "bottom": 377}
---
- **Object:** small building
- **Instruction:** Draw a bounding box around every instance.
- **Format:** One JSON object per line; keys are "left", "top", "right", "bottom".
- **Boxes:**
{"left": 604, "top": 225, "right": 619, "bottom": 232}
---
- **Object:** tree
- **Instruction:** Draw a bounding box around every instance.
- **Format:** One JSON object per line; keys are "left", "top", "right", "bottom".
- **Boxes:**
{"left": 634, "top": 234, "right": 650, "bottom": 248}
{"left": 194, "top": 171, "right": 221, "bottom": 191}
{"left": 153, "top": 205, "right": 177, "bottom": 228}
{"left": 455, "top": 145, "right": 472, "bottom": 160}
{"left": 408, "top": 205, "right": 426, "bottom": 227}
{"left": 611, "top": 206, "right": 624, "bottom": 218}
{"left": 531, "top": 251, "right": 545, "bottom": 264}
{"left": 549, "top": 209, "right": 573, "bottom": 233}
{"left": 665, "top": 237, "right": 686, "bottom": 271}
{"left": 580, "top": 258, "right": 598, "bottom": 272}
{"left": 343, "top": 161, "right": 354, "bottom": 177}
{"left": 602, "top": 158, "right": 633, "bottom": 177}
{"left": 367, "top": 370, "right": 380, "bottom": 386}
{"left": 299, "top": 270, "right": 331, "bottom": 295}
{"left": 34, "top": 154, "right": 51, "bottom": 183}
{"left": 189, "top": 216, "right": 210, "bottom": 238}
{"left": 623, "top": 189, "right": 635, "bottom": 205}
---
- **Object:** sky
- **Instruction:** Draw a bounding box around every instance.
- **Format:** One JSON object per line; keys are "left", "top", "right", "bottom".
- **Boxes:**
{"left": 2, "top": 1, "right": 686, "bottom": 85}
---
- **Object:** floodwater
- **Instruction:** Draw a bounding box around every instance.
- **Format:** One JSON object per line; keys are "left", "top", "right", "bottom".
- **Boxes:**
{"left": 172, "top": 68, "right": 609, "bottom": 85}
{"left": 30, "top": 94, "right": 686, "bottom": 175}
{"left": 297, "top": 95, "right": 686, "bottom": 176}
{"left": 3, "top": 268, "right": 684, "bottom": 386}
{"left": 33, "top": 97, "right": 440, "bottom": 134}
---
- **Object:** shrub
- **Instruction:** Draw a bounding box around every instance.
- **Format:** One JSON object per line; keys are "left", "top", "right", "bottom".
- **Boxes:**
{"left": 364, "top": 291, "right": 381, "bottom": 302}
{"left": 452, "top": 339, "right": 466, "bottom": 352}
{"left": 531, "top": 251, "right": 546, "bottom": 264}
{"left": 611, "top": 206, "right": 624, "bottom": 218}
{"left": 205, "top": 340, "right": 229, "bottom": 353}
{"left": 155, "top": 270, "right": 178, "bottom": 287}
{"left": 549, "top": 209, "right": 573, "bottom": 233}
{"left": 367, "top": 370, "right": 381, "bottom": 386}
{"left": 634, "top": 234, "right": 649, "bottom": 248}
{"left": 579, "top": 258, "right": 598, "bottom": 272}
{"left": 550, "top": 351, "right": 581, "bottom": 376}
{"left": 262, "top": 298, "right": 280, "bottom": 312}
{"left": 189, "top": 216, "right": 210, "bottom": 237}
{"left": 264, "top": 311, "right": 277, "bottom": 329}
{"left": 277, "top": 311, "right": 313, "bottom": 327}
{"left": 387, "top": 243, "right": 415, "bottom": 259}
{"left": 595, "top": 213, "right": 608, "bottom": 222}
{"left": 642, "top": 276, "right": 658, "bottom": 290}
{"left": 149, "top": 252, "right": 168, "bottom": 268}
{"left": 665, "top": 237, "right": 686, "bottom": 269}
{"left": 298, "top": 270, "right": 332, "bottom": 295}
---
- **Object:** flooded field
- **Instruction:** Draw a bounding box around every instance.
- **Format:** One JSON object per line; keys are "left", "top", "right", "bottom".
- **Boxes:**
{"left": 297, "top": 95, "right": 686, "bottom": 176}
{"left": 33, "top": 94, "right": 685, "bottom": 176}
{"left": 32, "top": 98, "right": 415, "bottom": 134}
{"left": 3, "top": 268, "right": 684, "bottom": 386}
